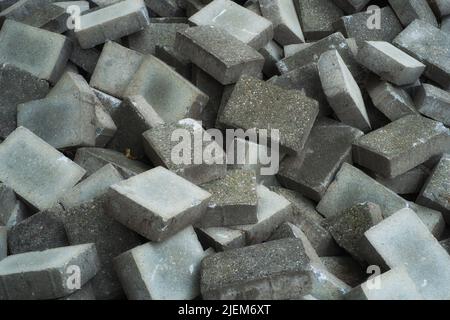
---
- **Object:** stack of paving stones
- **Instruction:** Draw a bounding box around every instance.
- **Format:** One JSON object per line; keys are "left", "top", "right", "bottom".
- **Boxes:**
{"left": 0, "top": 0, "right": 449, "bottom": 301}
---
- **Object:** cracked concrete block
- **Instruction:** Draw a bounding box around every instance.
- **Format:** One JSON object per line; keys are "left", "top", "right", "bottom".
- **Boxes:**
{"left": 142, "top": 119, "right": 226, "bottom": 185}
{"left": 175, "top": 26, "right": 265, "bottom": 85}
{"left": 63, "top": 198, "right": 142, "bottom": 300}
{"left": 318, "top": 50, "right": 371, "bottom": 132}
{"left": 321, "top": 256, "right": 366, "bottom": 287}
{"left": 74, "top": 147, "right": 150, "bottom": 179}
{"left": 374, "top": 165, "right": 429, "bottom": 195}
{"left": 125, "top": 55, "right": 208, "bottom": 122}
{"left": 269, "top": 62, "right": 331, "bottom": 116}
{"left": 353, "top": 115, "right": 450, "bottom": 178}
{"left": 417, "top": 154, "right": 450, "bottom": 223}
{"left": 389, "top": 0, "right": 438, "bottom": 27}
{"left": 0, "top": 127, "right": 86, "bottom": 211}
{"left": 332, "top": 0, "right": 370, "bottom": 14}
{"left": 201, "top": 238, "right": 350, "bottom": 300}
{"left": 394, "top": 19, "right": 450, "bottom": 88}
{"left": 0, "top": 64, "right": 49, "bottom": 139}
{"left": 0, "top": 227, "right": 6, "bottom": 261}
{"left": 0, "top": 243, "right": 99, "bottom": 300}
{"left": 323, "top": 202, "right": 383, "bottom": 262}
{"left": 105, "top": 166, "right": 211, "bottom": 242}
{"left": 196, "top": 227, "right": 246, "bottom": 251}
{"left": 59, "top": 164, "right": 123, "bottom": 209}
{"left": 0, "top": 183, "right": 29, "bottom": 228}
{"left": 294, "top": 0, "right": 343, "bottom": 40}
{"left": 198, "top": 169, "right": 258, "bottom": 228}
{"left": 107, "top": 95, "right": 164, "bottom": 160}
{"left": 278, "top": 118, "right": 363, "bottom": 202}
{"left": 144, "top": 0, "right": 185, "bottom": 17}
{"left": 115, "top": 226, "right": 205, "bottom": 300}
{"left": 357, "top": 41, "right": 426, "bottom": 86}
{"left": 90, "top": 42, "right": 144, "bottom": 99}
{"left": 345, "top": 267, "right": 423, "bottom": 300}
{"left": 259, "top": 0, "right": 304, "bottom": 45}
{"left": 333, "top": 6, "right": 403, "bottom": 43}
{"left": 414, "top": 83, "right": 450, "bottom": 127}
{"left": 128, "top": 22, "right": 189, "bottom": 55}
{"left": 0, "top": 19, "right": 71, "bottom": 83}
{"left": 231, "top": 185, "right": 292, "bottom": 245}
{"left": 366, "top": 76, "right": 418, "bottom": 122}
{"left": 189, "top": 0, "right": 273, "bottom": 50}
{"left": 7, "top": 207, "right": 68, "bottom": 255}
{"left": 271, "top": 187, "right": 341, "bottom": 257}
{"left": 364, "top": 208, "right": 450, "bottom": 299}
{"left": 17, "top": 72, "right": 97, "bottom": 149}
{"left": 76, "top": 0, "right": 150, "bottom": 49}
{"left": 218, "top": 75, "right": 319, "bottom": 155}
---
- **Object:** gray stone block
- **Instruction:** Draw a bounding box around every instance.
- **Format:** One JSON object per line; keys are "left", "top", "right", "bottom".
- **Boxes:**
{"left": 144, "top": 0, "right": 184, "bottom": 17}
{"left": 196, "top": 227, "right": 246, "bottom": 251}
{"left": 389, "top": 0, "right": 438, "bottom": 27}
{"left": 321, "top": 256, "right": 366, "bottom": 287}
{"left": 75, "top": 0, "right": 150, "bottom": 49}
{"left": 115, "top": 226, "right": 205, "bottom": 300}
{"left": 0, "top": 19, "right": 71, "bottom": 83}
{"left": 63, "top": 198, "right": 142, "bottom": 300}
{"left": 417, "top": 154, "right": 450, "bottom": 223}
{"left": 59, "top": 164, "right": 123, "bottom": 209}
{"left": 259, "top": 40, "right": 283, "bottom": 79}
{"left": 125, "top": 55, "right": 208, "bottom": 122}
{"left": 259, "top": 0, "right": 304, "bottom": 45}
{"left": 294, "top": 0, "right": 343, "bottom": 40}
{"left": 60, "top": 282, "right": 96, "bottom": 300}
{"left": 155, "top": 45, "right": 192, "bottom": 80}
{"left": 105, "top": 166, "right": 211, "bottom": 242}
{"left": 66, "top": 31, "right": 101, "bottom": 75}
{"left": 442, "top": 15, "right": 450, "bottom": 33}
{"left": 7, "top": 207, "right": 68, "bottom": 255}
{"left": 175, "top": 26, "right": 265, "bottom": 85}
{"left": 411, "top": 202, "right": 446, "bottom": 239}
{"left": 94, "top": 103, "right": 117, "bottom": 147}
{"left": 393, "top": 19, "right": 450, "bottom": 88}
{"left": 198, "top": 169, "right": 257, "bottom": 228}
{"left": 269, "top": 62, "right": 331, "bottom": 116}
{"left": 268, "top": 221, "right": 303, "bottom": 241}
{"left": 318, "top": 50, "right": 371, "bottom": 132}
{"left": 428, "top": 0, "right": 450, "bottom": 17}
{"left": 218, "top": 75, "right": 319, "bottom": 155}
{"left": 74, "top": 147, "right": 150, "bottom": 179}
{"left": 0, "top": 64, "right": 49, "bottom": 139}
{"left": 278, "top": 118, "right": 363, "bottom": 202}
{"left": 357, "top": 41, "right": 426, "bottom": 86}
{"left": 128, "top": 22, "right": 189, "bottom": 55}
{"left": 0, "top": 183, "right": 29, "bottom": 228}
{"left": 142, "top": 119, "right": 226, "bottom": 185}
{"left": 345, "top": 267, "right": 423, "bottom": 300}
{"left": 18, "top": 72, "right": 98, "bottom": 149}
{"left": 323, "top": 202, "right": 383, "bottom": 262}
{"left": 0, "top": 226, "right": 6, "bottom": 261}
{"left": 277, "top": 32, "right": 363, "bottom": 82}
{"left": 414, "top": 83, "right": 450, "bottom": 127}
{"left": 0, "top": 243, "right": 100, "bottom": 300}
{"left": 333, "top": 6, "right": 403, "bottom": 43}
{"left": 0, "top": 0, "right": 63, "bottom": 27}
{"left": 0, "top": 127, "right": 86, "bottom": 211}
{"left": 366, "top": 76, "right": 418, "bottom": 122}
{"left": 271, "top": 187, "right": 341, "bottom": 257}
{"left": 374, "top": 165, "right": 429, "bottom": 195}
{"left": 353, "top": 115, "right": 450, "bottom": 178}
{"left": 441, "top": 238, "right": 450, "bottom": 254}
{"left": 189, "top": 0, "right": 273, "bottom": 50}
{"left": 231, "top": 185, "right": 292, "bottom": 245}
{"left": 283, "top": 43, "right": 314, "bottom": 58}
{"left": 364, "top": 208, "right": 450, "bottom": 299}
{"left": 90, "top": 42, "right": 144, "bottom": 99}
{"left": 201, "top": 238, "right": 350, "bottom": 300}
{"left": 93, "top": 89, "right": 122, "bottom": 117}
{"left": 107, "top": 95, "right": 164, "bottom": 160}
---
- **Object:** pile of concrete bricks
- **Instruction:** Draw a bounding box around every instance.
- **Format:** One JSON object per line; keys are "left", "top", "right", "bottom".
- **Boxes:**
{"left": 0, "top": 0, "right": 449, "bottom": 300}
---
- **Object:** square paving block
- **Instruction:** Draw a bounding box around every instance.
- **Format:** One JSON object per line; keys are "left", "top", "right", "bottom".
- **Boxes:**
{"left": 105, "top": 166, "right": 211, "bottom": 242}
{"left": 388, "top": 0, "right": 438, "bottom": 27}
{"left": 414, "top": 83, "right": 450, "bottom": 127}
{"left": 0, "top": 127, "right": 86, "bottom": 211}
{"left": 195, "top": 227, "right": 246, "bottom": 251}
